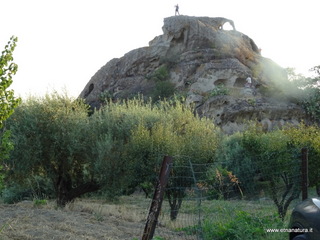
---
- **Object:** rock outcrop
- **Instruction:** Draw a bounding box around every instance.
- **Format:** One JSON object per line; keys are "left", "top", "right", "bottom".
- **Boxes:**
{"left": 79, "top": 15, "right": 307, "bottom": 133}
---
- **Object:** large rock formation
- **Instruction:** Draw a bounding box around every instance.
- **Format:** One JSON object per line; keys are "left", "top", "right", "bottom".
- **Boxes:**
{"left": 79, "top": 15, "right": 307, "bottom": 133}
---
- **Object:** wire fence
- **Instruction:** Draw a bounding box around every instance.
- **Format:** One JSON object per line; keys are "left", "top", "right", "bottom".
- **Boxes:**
{"left": 140, "top": 148, "right": 311, "bottom": 240}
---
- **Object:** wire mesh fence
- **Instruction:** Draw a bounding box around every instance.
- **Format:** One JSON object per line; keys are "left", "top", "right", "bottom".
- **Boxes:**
{"left": 139, "top": 148, "right": 310, "bottom": 240}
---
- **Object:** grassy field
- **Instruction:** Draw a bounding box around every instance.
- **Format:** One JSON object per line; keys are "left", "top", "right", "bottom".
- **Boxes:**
{"left": 0, "top": 192, "right": 295, "bottom": 240}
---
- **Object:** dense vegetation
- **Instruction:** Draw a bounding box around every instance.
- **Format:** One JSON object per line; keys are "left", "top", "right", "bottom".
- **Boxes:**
{"left": 214, "top": 123, "right": 320, "bottom": 220}
{"left": 3, "top": 92, "right": 320, "bottom": 214}
{"left": 4, "top": 95, "right": 221, "bottom": 208}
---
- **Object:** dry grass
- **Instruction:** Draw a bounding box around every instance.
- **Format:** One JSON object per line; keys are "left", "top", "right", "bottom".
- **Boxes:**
{"left": 0, "top": 194, "right": 195, "bottom": 240}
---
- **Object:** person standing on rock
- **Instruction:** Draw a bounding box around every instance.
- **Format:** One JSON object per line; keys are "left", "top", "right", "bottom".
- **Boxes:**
{"left": 175, "top": 4, "right": 180, "bottom": 16}
{"left": 245, "top": 76, "right": 252, "bottom": 88}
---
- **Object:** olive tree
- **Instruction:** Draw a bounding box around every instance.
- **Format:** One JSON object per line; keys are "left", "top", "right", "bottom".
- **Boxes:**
{"left": 216, "top": 124, "right": 320, "bottom": 220}
{"left": 122, "top": 98, "right": 220, "bottom": 220}
{"left": 6, "top": 93, "right": 100, "bottom": 207}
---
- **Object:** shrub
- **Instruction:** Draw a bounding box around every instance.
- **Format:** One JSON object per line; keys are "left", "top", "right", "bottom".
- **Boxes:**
{"left": 209, "top": 84, "right": 229, "bottom": 97}
{"left": 151, "top": 81, "right": 175, "bottom": 101}
{"left": 214, "top": 124, "right": 310, "bottom": 220}
{"left": 2, "top": 183, "right": 32, "bottom": 204}
{"left": 205, "top": 166, "right": 243, "bottom": 200}
{"left": 147, "top": 65, "right": 169, "bottom": 82}
{"left": 201, "top": 211, "right": 284, "bottom": 240}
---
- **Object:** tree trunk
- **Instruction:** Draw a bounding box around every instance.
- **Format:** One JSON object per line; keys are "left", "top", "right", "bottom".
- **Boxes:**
{"left": 169, "top": 198, "right": 183, "bottom": 220}
{"left": 56, "top": 176, "right": 72, "bottom": 207}
{"left": 167, "top": 189, "right": 185, "bottom": 221}
{"left": 55, "top": 176, "right": 100, "bottom": 207}
{"left": 316, "top": 185, "right": 320, "bottom": 197}
{"left": 269, "top": 176, "right": 300, "bottom": 221}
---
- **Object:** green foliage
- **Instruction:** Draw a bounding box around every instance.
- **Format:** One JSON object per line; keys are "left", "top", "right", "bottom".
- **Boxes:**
{"left": 91, "top": 97, "right": 220, "bottom": 218}
{"left": 4, "top": 95, "right": 218, "bottom": 206}
{"left": 152, "top": 237, "right": 165, "bottom": 240}
{"left": 33, "top": 199, "right": 47, "bottom": 207}
{"left": 0, "top": 36, "right": 21, "bottom": 129}
{"left": 152, "top": 81, "right": 176, "bottom": 101}
{"left": 148, "top": 65, "right": 170, "bottom": 82}
{"left": 247, "top": 98, "right": 256, "bottom": 106}
{"left": 286, "top": 66, "right": 320, "bottom": 122}
{"left": 2, "top": 183, "right": 31, "bottom": 204}
{"left": 281, "top": 123, "right": 320, "bottom": 188}
{"left": 0, "top": 131, "right": 13, "bottom": 190}
{"left": 215, "top": 132, "right": 257, "bottom": 193}
{"left": 200, "top": 211, "right": 284, "bottom": 240}
{"left": 214, "top": 123, "right": 320, "bottom": 220}
{"left": 209, "top": 84, "right": 229, "bottom": 97}
{"left": 147, "top": 65, "right": 176, "bottom": 100}
{"left": 205, "top": 166, "right": 243, "bottom": 200}
{"left": 0, "top": 36, "right": 21, "bottom": 193}
{"left": 99, "top": 89, "right": 113, "bottom": 103}
{"left": 180, "top": 199, "right": 287, "bottom": 239}
{"left": 0, "top": 130, "right": 13, "bottom": 160}
{"left": 94, "top": 97, "right": 220, "bottom": 197}
{"left": 6, "top": 92, "right": 99, "bottom": 206}
{"left": 301, "top": 84, "right": 320, "bottom": 123}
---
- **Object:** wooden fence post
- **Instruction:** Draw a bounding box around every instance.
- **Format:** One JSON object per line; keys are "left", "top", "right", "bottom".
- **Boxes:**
{"left": 142, "top": 156, "right": 173, "bottom": 240}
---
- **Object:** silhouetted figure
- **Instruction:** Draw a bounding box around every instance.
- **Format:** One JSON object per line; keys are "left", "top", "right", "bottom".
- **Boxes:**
{"left": 245, "top": 76, "right": 252, "bottom": 88}
{"left": 175, "top": 4, "right": 180, "bottom": 16}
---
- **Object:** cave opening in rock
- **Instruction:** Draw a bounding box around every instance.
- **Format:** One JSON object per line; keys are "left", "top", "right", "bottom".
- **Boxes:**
{"left": 214, "top": 79, "right": 227, "bottom": 86}
{"left": 84, "top": 83, "right": 94, "bottom": 98}
{"left": 233, "top": 78, "right": 246, "bottom": 87}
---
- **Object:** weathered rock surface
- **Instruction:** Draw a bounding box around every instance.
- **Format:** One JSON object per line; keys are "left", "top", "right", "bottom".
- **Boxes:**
{"left": 79, "top": 15, "right": 307, "bottom": 133}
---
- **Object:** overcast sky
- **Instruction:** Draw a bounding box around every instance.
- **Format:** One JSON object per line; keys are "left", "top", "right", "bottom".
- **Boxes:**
{"left": 1, "top": 0, "right": 319, "bottom": 98}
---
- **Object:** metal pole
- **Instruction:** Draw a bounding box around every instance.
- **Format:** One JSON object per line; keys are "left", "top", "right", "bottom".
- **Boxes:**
{"left": 142, "top": 156, "right": 173, "bottom": 240}
{"left": 301, "top": 147, "right": 308, "bottom": 201}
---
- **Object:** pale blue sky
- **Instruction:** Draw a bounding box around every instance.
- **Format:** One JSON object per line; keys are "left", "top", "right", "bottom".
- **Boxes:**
{"left": 1, "top": 0, "right": 319, "bottom": 98}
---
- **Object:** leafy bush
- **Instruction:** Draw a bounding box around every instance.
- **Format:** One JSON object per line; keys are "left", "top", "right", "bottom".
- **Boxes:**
{"left": 147, "top": 65, "right": 169, "bottom": 82}
{"left": 33, "top": 199, "right": 47, "bottom": 207}
{"left": 205, "top": 166, "right": 243, "bottom": 200}
{"left": 151, "top": 81, "right": 175, "bottom": 101}
{"left": 201, "top": 211, "right": 284, "bottom": 240}
{"left": 2, "top": 183, "right": 32, "bottom": 204}
{"left": 0, "top": 36, "right": 21, "bottom": 129}
{"left": 146, "top": 65, "right": 176, "bottom": 100}
{"left": 281, "top": 123, "right": 320, "bottom": 190}
{"left": 209, "top": 84, "right": 229, "bottom": 97}
{"left": 215, "top": 123, "right": 320, "bottom": 220}
{"left": 1, "top": 175, "right": 54, "bottom": 204}
{"left": 0, "top": 36, "right": 21, "bottom": 191}
{"left": 94, "top": 97, "right": 220, "bottom": 218}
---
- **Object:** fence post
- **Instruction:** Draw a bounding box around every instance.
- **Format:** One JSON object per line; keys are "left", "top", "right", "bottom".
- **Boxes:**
{"left": 301, "top": 148, "right": 308, "bottom": 201}
{"left": 142, "top": 156, "right": 173, "bottom": 240}
{"left": 188, "top": 160, "right": 203, "bottom": 240}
